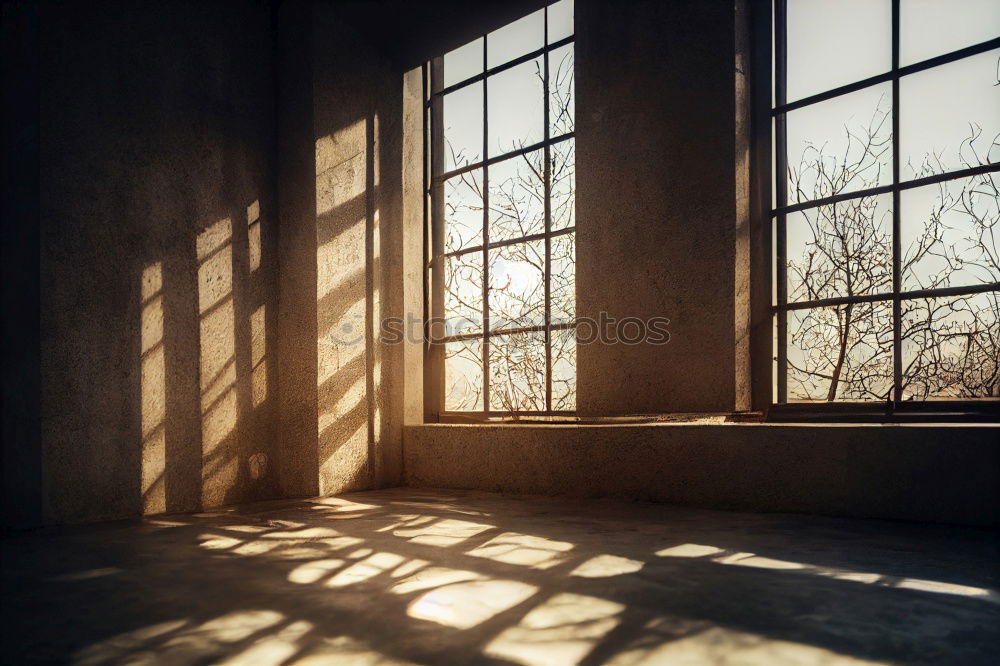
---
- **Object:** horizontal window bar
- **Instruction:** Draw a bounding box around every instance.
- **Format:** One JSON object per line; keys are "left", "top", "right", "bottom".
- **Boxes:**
{"left": 773, "top": 162, "right": 1000, "bottom": 217}
{"left": 437, "top": 226, "right": 576, "bottom": 262}
{"left": 427, "top": 35, "right": 576, "bottom": 101}
{"left": 775, "top": 282, "right": 1000, "bottom": 312}
{"left": 432, "top": 132, "right": 575, "bottom": 185}
{"left": 435, "top": 320, "right": 576, "bottom": 345}
{"left": 439, "top": 410, "right": 578, "bottom": 421}
{"left": 772, "top": 37, "right": 1000, "bottom": 116}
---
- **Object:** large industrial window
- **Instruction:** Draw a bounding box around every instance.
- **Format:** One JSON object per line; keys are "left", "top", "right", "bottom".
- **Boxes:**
{"left": 770, "top": 0, "right": 999, "bottom": 407}
{"left": 424, "top": 0, "right": 575, "bottom": 417}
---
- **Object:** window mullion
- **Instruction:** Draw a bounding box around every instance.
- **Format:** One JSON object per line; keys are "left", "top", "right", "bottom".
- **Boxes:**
{"left": 774, "top": 0, "right": 788, "bottom": 404}
{"left": 891, "top": 0, "right": 902, "bottom": 405}
{"left": 428, "top": 58, "right": 446, "bottom": 421}
{"left": 543, "top": 6, "right": 553, "bottom": 412}
{"left": 481, "top": 35, "right": 491, "bottom": 414}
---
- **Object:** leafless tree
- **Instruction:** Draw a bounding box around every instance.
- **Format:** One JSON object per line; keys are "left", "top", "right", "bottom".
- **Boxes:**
{"left": 786, "top": 95, "right": 999, "bottom": 401}
{"left": 443, "top": 50, "right": 576, "bottom": 413}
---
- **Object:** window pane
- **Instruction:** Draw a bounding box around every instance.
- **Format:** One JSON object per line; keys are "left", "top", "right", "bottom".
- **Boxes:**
{"left": 445, "top": 169, "right": 483, "bottom": 254}
{"left": 487, "top": 58, "right": 544, "bottom": 158}
{"left": 785, "top": 0, "right": 891, "bottom": 102}
{"left": 445, "top": 252, "right": 483, "bottom": 336}
{"left": 487, "top": 8, "right": 544, "bottom": 68}
{"left": 489, "top": 150, "right": 544, "bottom": 243}
{"left": 785, "top": 83, "right": 892, "bottom": 203}
{"left": 901, "top": 174, "right": 1000, "bottom": 291}
{"left": 489, "top": 331, "right": 546, "bottom": 411}
{"left": 445, "top": 338, "right": 483, "bottom": 411}
{"left": 489, "top": 240, "right": 545, "bottom": 331}
{"left": 900, "top": 49, "right": 1000, "bottom": 179}
{"left": 444, "top": 37, "right": 483, "bottom": 88}
{"left": 547, "top": 0, "right": 574, "bottom": 44}
{"left": 549, "top": 43, "right": 575, "bottom": 136}
{"left": 551, "top": 233, "right": 576, "bottom": 323}
{"left": 900, "top": 0, "right": 1000, "bottom": 66}
{"left": 551, "top": 326, "right": 577, "bottom": 410}
{"left": 444, "top": 84, "right": 483, "bottom": 171}
{"left": 786, "top": 194, "right": 893, "bottom": 303}
{"left": 551, "top": 139, "right": 575, "bottom": 230}
{"left": 786, "top": 301, "right": 894, "bottom": 401}
{"left": 902, "top": 293, "right": 1000, "bottom": 399}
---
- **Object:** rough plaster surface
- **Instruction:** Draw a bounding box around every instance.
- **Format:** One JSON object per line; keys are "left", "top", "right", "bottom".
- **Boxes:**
{"left": 3, "top": 489, "right": 998, "bottom": 664}
{"left": 576, "top": 0, "right": 738, "bottom": 414}
{"left": 38, "top": 1, "right": 279, "bottom": 523}
{"left": 404, "top": 424, "right": 1000, "bottom": 526}
{"left": 278, "top": 4, "right": 405, "bottom": 500}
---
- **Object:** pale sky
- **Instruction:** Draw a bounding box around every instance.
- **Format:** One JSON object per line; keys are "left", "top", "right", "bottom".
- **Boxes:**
{"left": 438, "top": 0, "right": 575, "bottom": 411}
{"left": 782, "top": 0, "right": 999, "bottom": 401}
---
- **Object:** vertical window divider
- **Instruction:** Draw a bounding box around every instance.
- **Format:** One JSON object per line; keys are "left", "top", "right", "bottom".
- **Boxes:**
{"left": 543, "top": 6, "right": 553, "bottom": 412}
{"left": 890, "top": 0, "right": 903, "bottom": 407}
{"left": 428, "top": 59, "right": 446, "bottom": 421}
{"left": 481, "top": 35, "right": 491, "bottom": 414}
{"left": 774, "top": 0, "right": 788, "bottom": 404}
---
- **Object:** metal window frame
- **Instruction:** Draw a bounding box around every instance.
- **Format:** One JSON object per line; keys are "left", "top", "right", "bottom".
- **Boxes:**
{"left": 764, "top": 0, "right": 1000, "bottom": 415}
{"left": 424, "top": 7, "right": 577, "bottom": 421}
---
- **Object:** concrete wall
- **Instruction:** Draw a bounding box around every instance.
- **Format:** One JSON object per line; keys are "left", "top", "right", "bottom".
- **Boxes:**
{"left": 576, "top": 0, "right": 740, "bottom": 414}
{"left": 404, "top": 424, "right": 1000, "bottom": 526}
{"left": 2, "top": 2, "right": 42, "bottom": 529}
{"left": 36, "top": 1, "right": 280, "bottom": 524}
{"left": 276, "top": 1, "right": 405, "bottom": 500}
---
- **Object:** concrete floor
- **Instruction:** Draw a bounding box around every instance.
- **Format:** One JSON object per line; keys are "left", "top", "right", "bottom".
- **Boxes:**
{"left": 2, "top": 490, "right": 998, "bottom": 665}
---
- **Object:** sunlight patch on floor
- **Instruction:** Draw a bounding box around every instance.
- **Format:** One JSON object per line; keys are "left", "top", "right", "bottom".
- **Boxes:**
{"left": 407, "top": 579, "right": 537, "bottom": 629}
{"left": 467, "top": 532, "right": 574, "bottom": 569}
{"left": 485, "top": 593, "right": 625, "bottom": 666}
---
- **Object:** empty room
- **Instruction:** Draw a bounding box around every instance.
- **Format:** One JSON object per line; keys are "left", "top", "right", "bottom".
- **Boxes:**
{"left": 2, "top": 0, "right": 998, "bottom": 664}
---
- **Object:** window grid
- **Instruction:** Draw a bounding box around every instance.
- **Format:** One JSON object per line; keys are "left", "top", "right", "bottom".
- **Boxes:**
{"left": 772, "top": 0, "right": 1000, "bottom": 405}
{"left": 426, "top": 7, "right": 575, "bottom": 416}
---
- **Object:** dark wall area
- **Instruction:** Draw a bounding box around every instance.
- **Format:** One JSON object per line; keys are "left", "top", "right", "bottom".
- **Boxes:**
{"left": 2, "top": 2, "right": 42, "bottom": 529}
{"left": 36, "top": 0, "right": 279, "bottom": 523}
{"left": 576, "top": 0, "right": 739, "bottom": 414}
{"left": 405, "top": 423, "right": 1000, "bottom": 527}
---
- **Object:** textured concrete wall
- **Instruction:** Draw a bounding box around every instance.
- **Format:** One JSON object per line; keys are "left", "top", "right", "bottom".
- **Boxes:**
{"left": 404, "top": 424, "right": 1000, "bottom": 526}
{"left": 38, "top": 1, "right": 279, "bottom": 524}
{"left": 277, "top": 2, "right": 405, "bottom": 499}
{"left": 2, "top": 2, "right": 42, "bottom": 529}
{"left": 576, "top": 0, "right": 739, "bottom": 414}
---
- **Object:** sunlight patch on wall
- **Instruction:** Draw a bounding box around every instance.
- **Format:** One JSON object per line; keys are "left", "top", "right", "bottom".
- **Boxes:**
{"left": 140, "top": 261, "right": 167, "bottom": 514}
{"left": 315, "top": 118, "right": 377, "bottom": 495}
{"left": 247, "top": 200, "right": 261, "bottom": 273}
{"left": 485, "top": 593, "right": 624, "bottom": 666}
{"left": 251, "top": 304, "right": 267, "bottom": 407}
{"left": 198, "top": 218, "right": 237, "bottom": 506}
